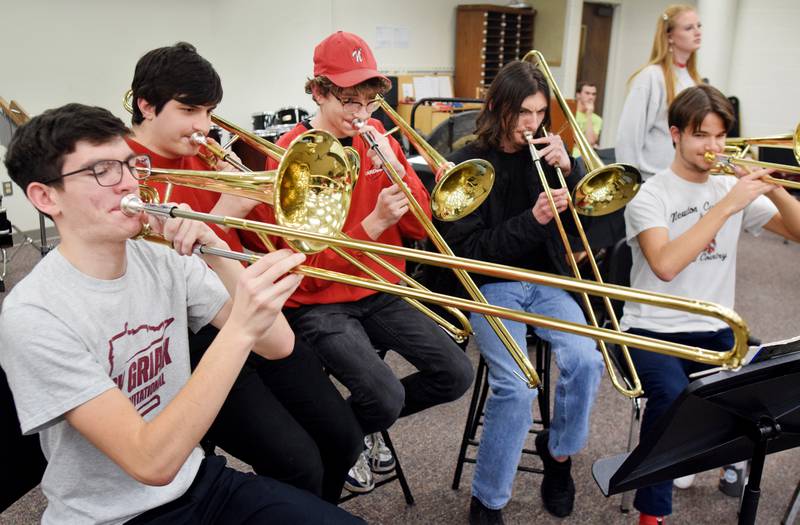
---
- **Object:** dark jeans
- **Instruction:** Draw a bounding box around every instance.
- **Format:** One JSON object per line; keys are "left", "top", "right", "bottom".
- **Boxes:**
{"left": 628, "top": 327, "right": 734, "bottom": 517}
{"left": 285, "top": 293, "right": 474, "bottom": 434}
{"left": 125, "top": 455, "right": 363, "bottom": 524}
{"left": 189, "top": 326, "right": 362, "bottom": 503}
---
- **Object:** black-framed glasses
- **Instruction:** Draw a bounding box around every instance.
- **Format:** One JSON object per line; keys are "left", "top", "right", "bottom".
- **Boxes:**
{"left": 330, "top": 92, "right": 381, "bottom": 114}
{"left": 53, "top": 154, "right": 151, "bottom": 187}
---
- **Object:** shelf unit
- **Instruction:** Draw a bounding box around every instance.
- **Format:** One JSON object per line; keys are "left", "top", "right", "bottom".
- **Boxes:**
{"left": 454, "top": 4, "right": 536, "bottom": 99}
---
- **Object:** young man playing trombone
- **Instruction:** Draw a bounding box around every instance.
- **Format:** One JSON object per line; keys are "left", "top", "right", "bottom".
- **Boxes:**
{"left": 239, "top": 31, "right": 473, "bottom": 493}
{"left": 621, "top": 84, "right": 800, "bottom": 525}
{"left": 125, "top": 42, "right": 363, "bottom": 504}
{"left": 442, "top": 60, "right": 605, "bottom": 523}
{"left": 0, "top": 103, "right": 362, "bottom": 524}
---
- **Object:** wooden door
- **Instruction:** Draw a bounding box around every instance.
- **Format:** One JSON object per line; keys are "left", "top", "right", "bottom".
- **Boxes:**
{"left": 577, "top": 3, "right": 614, "bottom": 115}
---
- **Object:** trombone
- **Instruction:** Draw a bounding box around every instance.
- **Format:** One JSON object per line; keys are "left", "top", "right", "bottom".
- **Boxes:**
{"left": 368, "top": 95, "right": 495, "bottom": 222}
{"left": 725, "top": 123, "right": 800, "bottom": 165}
{"left": 121, "top": 195, "right": 752, "bottom": 375}
{"left": 123, "top": 90, "right": 471, "bottom": 341}
{"left": 521, "top": 50, "right": 642, "bottom": 397}
{"left": 521, "top": 50, "right": 642, "bottom": 217}
{"left": 351, "top": 117, "right": 540, "bottom": 387}
{"left": 183, "top": 135, "right": 472, "bottom": 343}
{"left": 705, "top": 151, "right": 800, "bottom": 190}
{"left": 524, "top": 128, "right": 641, "bottom": 398}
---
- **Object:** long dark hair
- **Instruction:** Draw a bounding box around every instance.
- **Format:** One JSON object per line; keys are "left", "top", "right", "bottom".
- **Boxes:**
{"left": 475, "top": 61, "right": 550, "bottom": 150}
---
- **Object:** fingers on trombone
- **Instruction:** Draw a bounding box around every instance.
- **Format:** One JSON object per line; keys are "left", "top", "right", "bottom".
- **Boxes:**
{"left": 248, "top": 249, "right": 306, "bottom": 285}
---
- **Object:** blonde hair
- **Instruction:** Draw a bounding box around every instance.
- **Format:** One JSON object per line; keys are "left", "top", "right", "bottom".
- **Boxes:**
{"left": 628, "top": 4, "right": 703, "bottom": 104}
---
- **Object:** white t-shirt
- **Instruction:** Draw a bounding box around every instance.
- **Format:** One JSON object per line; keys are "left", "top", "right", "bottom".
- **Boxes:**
{"left": 621, "top": 169, "right": 777, "bottom": 333}
{"left": 0, "top": 240, "right": 229, "bottom": 525}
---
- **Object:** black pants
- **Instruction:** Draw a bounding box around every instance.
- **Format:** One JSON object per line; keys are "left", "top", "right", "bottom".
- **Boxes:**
{"left": 189, "top": 326, "right": 362, "bottom": 503}
{"left": 285, "top": 293, "right": 474, "bottom": 434}
{"left": 125, "top": 455, "right": 363, "bottom": 524}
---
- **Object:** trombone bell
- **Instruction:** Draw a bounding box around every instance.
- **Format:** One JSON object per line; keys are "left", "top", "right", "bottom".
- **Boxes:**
{"left": 431, "top": 159, "right": 495, "bottom": 221}
{"left": 573, "top": 164, "right": 642, "bottom": 216}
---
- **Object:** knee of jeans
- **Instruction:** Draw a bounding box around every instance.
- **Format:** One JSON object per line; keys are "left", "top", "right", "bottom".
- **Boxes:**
{"left": 361, "top": 378, "right": 404, "bottom": 431}
{"left": 488, "top": 372, "right": 538, "bottom": 405}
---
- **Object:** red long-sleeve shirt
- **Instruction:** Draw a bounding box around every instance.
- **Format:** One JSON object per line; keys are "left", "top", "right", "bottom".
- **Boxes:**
{"left": 239, "top": 119, "right": 432, "bottom": 307}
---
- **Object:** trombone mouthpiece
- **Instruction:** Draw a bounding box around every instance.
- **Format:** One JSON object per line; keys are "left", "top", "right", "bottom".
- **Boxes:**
{"left": 523, "top": 130, "right": 535, "bottom": 142}
{"left": 190, "top": 132, "right": 208, "bottom": 145}
{"left": 351, "top": 118, "right": 365, "bottom": 130}
{"left": 120, "top": 194, "right": 145, "bottom": 216}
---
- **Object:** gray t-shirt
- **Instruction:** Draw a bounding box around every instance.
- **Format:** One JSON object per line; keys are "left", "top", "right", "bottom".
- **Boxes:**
{"left": 0, "top": 240, "right": 228, "bottom": 524}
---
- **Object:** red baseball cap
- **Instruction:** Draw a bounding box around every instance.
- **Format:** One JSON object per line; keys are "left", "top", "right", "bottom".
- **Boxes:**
{"left": 313, "top": 31, "right": 390, "bottom": 88}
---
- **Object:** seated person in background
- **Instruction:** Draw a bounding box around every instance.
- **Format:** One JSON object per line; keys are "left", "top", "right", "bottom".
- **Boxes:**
{"left": 0, "top": 103, "right": 362, "bottom": 524}
{"left": 572, "top": 81, "right": 603, "bottom": 157}
{"left": 125, "top": 42, "right": 362, "bottom": 504}
{"left": 620, "top": 84, "right": 800, "bottom": 525}
{"left": 443, "top": 60, "right": 605, "bottom": 524}
{"left": 223, "top": 31, "right": 474, "bottom": 494}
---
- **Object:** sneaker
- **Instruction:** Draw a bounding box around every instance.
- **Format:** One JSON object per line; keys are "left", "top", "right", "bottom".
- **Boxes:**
{"left": 469, "top": 496, "right": 505, "bottom": 525}
{"left": 344, "top": 451, "right": 375, "bottom": 493}
{"left": 673, "top": 474, "right": 696, "bottom": 489}
{"left": 719, "top": 462, "right": 746, "bottom": 498}
{"left": 639, "top": 512, "right": 665, "bottom": 525}
{"left": 535, "top": 430, "right": 575, "bottom": 517}
{"left": 364, "top": 432, "right": 396, "bottom": 473}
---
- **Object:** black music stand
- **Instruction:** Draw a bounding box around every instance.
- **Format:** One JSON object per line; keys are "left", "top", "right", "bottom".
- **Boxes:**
{"left": 592, "top": 351, "right": 800, "bottom": 525}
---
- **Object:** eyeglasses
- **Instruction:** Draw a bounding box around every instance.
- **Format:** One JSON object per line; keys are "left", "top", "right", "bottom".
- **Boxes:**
{"left": 330, "top": 92, "right": 381, "bottom": 114}
{"left": 53, "top": 154, "right": 151, "bottom": 187}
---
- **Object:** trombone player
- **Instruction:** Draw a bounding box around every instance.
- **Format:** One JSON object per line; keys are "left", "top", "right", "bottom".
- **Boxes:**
{"left": 125, "top": 42, "right": 363, "bottom": 504}
{"left": 621, "top": 84, "right": 800, "bottom": 525}
{"left": 239, "top": 31, "right": 473, "bottom": 494}
{"left": 442, "top": 60, "right": 604, "bottom": 522}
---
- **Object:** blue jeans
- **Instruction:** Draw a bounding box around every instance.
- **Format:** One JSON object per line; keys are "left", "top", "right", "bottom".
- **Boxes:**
{"left": 285, "top": 293, "right": 473, "bottom": 434}
{"left": 470, "top": 281, "right": 604, "bottom": 509}
{"left": 628, "top": 327, "right": 733, "bottom": 517}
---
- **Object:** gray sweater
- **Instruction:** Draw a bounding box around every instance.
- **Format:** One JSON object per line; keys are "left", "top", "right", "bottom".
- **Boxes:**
{"left": 615, "top": 64, "right": 695, "bottom": 180}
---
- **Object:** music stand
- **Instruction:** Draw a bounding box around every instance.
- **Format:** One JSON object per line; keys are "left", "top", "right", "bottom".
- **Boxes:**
{"left": 592, "top": 351, "right": 800, "bottom": 525}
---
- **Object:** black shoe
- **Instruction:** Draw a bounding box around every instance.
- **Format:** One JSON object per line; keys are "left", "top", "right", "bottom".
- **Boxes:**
{"left": 535, "top": 430, "right": 576, "bottom": 517}
{"left": 469, "top": 496, "right": 505, "bottom": 525}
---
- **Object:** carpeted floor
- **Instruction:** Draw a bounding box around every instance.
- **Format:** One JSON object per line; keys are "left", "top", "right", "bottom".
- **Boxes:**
{"left": 1, "top": 228, "right": 798, "bottom": 524}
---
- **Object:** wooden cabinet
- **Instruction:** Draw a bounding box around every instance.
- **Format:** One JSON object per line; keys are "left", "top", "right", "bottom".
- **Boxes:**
{"left": 454, "top": 4, "right": 536, "bottom": 99}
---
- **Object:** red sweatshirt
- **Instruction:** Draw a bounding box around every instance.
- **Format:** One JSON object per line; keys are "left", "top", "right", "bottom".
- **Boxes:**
{"left": 239, "top": 118, "right": 432, "bottom": 307}
{"left": 125, "top": 137, "right": 246, "bottom": 254}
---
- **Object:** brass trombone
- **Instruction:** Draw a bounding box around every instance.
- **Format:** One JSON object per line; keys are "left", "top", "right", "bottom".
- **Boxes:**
{"left": 369, "top": 96, "right": 495, "bottom": 222}
{"left": 705, "top": 151, "right": 800, "bottom": 190}
{"left": 725, "top": 123, "right": 800, "bottom": 165}
{"left": 121, "top": 195, "right": 752, "bottom": 374}
{"left": 524, "top": 128, "right": 642, "bottom": 398}
{"left": 351, "top": 117, "right": 539, "bottom": 387}
{"left": 123, "top": 90, "right": 471, "bottom": 341}
{"left": 522, "top": 50, "right": 642, "bottom": 217}
{"left": 520, "top": 50, "right": 642, "bottom": 397}
{"left": 181, "top": 135, "right": 472, "bottom": 343}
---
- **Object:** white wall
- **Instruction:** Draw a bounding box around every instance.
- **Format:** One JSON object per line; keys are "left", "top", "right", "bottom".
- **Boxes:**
{"left": 2, "top": 0, "right": 797, "bottom": 231}
{"left": 725, "top": 0, "right": 800, "bottom": 136}
{"left": 0, "top": 0, "right": 507, "bottom": 231}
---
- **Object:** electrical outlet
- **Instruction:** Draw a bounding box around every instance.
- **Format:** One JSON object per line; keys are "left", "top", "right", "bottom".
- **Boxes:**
{"left": 2, "top": 182, "right": 12, "bottom": 196}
